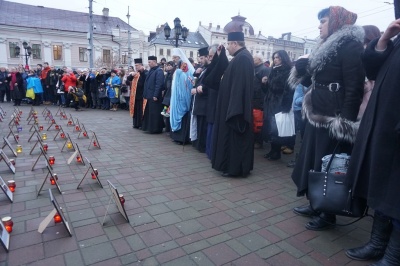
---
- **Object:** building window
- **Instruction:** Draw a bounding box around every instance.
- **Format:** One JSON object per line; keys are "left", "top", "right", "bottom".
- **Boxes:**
{"left": 103, "top": 49, "right": 111, "bottom": 63}
{"left": 167, "top": 49, "right": 171, "bottom": 56}
{"left": 79, "top": 47, "right": 88, "bottom": 62}
{"left": 53, "top": 45, "right": 62, "bottom": 60}
{"left": 32, "top": 44, "right": 41, "bottom": 59}
{"left": 9, "top": 42, "right": 18, "bottom": 58}
{"left": 159, "top": 48, "right": 164, "bottom": 56}
{"left": 267, "top": 52, "right": 271, "bottom": 60}
{"left": 190, "top": 51, "right": 193, "bottom": 58}
{"left": 262, "top": 51, "right": 265, "bottom": 56}
{"left": 245, "top": 29, "right": 248, "bottom": 35}
{"left": 122, "top": 54, "right": 127, "bottom": 64}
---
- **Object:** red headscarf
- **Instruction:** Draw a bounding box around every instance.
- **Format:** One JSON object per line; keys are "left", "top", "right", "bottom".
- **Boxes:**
{"left": 328, "top": 6, "right": 358, "bottom": 36}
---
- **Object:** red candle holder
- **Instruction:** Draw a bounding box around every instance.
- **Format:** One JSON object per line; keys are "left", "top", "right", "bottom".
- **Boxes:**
{"left": 51, "top": 119, "right": 55, "bottom": 124}
{"left": 119, "top": 194, "right": 125, "bottom": 205}
{"left": 53, "top": 214, "right": 62, "bottom": 223}
{"left": 93, "top": 141, "right": 97, "bottom": 147}
{"left": 39, "top": 125, "right": 44, "bottom": 131}
{"left": 43, "top": 143, "right": 48, "bottom": 152}
{"left": 15, "top": 134, "right": 19, "bottom": 141}
{"left": 68, "top": 120, "right": 72, "bottom": 125}
{"left": 83, "top": 132, "right": 87, "bottom": 137}
{"left": 62, "top": 115, "right": 67, "bottom": 119}
{"left": 14, "top": 120, "right": 19, "bottom": 126}
{"left": 55, "top": 125, "right": 60, "bottom": 130}
{"left": 49, "top": 156, "right": 55, "bottom": 165}
{"left": 50, "top": 174, "right": 58, "bottom": 185}
{"left": 9, "top": 159, "right": 15, "bottom": 166}
{"left": 7, "top": 180, "right": 16, "bottom": 192}
{"left": 75, "top": 125, "right": 80, "bottom": 131}
{"left": 2, "top": 216, "right": 13, "bottom": 233}
{"left": 91, "top": 168, "right": 98, "bottom": 179}
{"left": 76, "top": 156, "right": 82, "bottom": 163}
{"left": 60, "top": 133, "right": 65, "bottom": 139}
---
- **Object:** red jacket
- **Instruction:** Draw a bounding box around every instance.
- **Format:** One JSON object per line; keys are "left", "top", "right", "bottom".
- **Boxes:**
{"left": 61, "top": 73, "right": 77, "bottom": 92}
{"left": 40, "top": 67, "right": 50, "bottom": 81}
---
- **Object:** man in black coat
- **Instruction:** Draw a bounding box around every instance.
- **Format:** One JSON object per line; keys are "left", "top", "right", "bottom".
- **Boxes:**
{"left": 211, "top": 32, "right": 254, "bottom": 177}
{"left": 142, "top": 56, "right": 165, "bottom": 134}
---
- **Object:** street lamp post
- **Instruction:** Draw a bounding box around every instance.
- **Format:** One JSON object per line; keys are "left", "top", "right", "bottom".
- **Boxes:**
{"left": 15, "top": 42, "right": 32, "bottom": 70}
{"left": 164, "top": 17, "right": 189, "bottom": 48}
{"left": 127, "top": 6, "right": 132, "bottom": 66}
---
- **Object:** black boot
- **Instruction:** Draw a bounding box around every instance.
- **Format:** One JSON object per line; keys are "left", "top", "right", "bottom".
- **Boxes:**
{"left": 370, "top": 227, "right": 400, "bottom": 266}
{"left": 293, "top": 205, "right": 320, "bottom": 217}
{"left": 305, "top": 213, "right": 336, "bottom": 231}
{"left": 346, "top": 213, "right": 392, "bottom": 261}
{"left": 268, "top": 143, "right": 281, "bottom": 161}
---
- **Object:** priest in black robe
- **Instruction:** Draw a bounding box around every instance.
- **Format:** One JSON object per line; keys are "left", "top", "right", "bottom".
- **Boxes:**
{"left": 142, "top": 56, "right": 165, "bottom": 134}
{"left": 128, "top": 58, "right": 147, "bottom": 129}
{"left": 211, "top": 32, "right": 254, "bottom": 177}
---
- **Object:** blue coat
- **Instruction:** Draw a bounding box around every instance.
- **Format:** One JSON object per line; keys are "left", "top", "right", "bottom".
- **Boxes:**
{"left": 143, "top": 66, "right": 164, "bottom": 100}
{"left": 105, "top": 76, "right": 121, "bottom": 98}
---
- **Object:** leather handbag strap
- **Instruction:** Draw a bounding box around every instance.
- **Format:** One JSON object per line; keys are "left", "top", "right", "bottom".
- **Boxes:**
{"left": 324, "top": 142, "right": 341, "bottom": 173}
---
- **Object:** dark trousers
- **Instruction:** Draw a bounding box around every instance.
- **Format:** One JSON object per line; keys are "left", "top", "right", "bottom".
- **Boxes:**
{"left": 5, "top": 85, "right": 11, "bottom": 101}
{"left": 0, "top": 90, "right": 5, "bottom": 102}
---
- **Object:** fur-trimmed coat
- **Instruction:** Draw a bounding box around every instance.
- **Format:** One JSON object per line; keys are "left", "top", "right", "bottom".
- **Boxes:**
{"left": 290, "top": 25, "right": 365, "bottom": 196}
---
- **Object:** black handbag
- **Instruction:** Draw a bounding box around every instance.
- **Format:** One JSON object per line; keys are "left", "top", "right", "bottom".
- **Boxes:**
{"left": 308, "top": 143, "right": 368, "bottom": 218}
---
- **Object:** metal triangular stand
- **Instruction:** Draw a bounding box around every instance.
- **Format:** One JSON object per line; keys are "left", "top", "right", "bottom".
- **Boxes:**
{"left": 102, "top": 180, "right": 129, "bottom": 225}
{"left": 28, "top": 127, "right": 40, "bottom": 142}
{"left": 55, "top": 106, "right": 62, "bottom": 116}
{"left": 46, "top": 118, "right": 57, "bottom": 131}
{"left": 2, "top": 137, "right": 17, "bottom": 157}
{"left": 0, "top": 149, "right": 16, "bottom": 174}
{"left": 67, "top": 143, "right": 85, "bottom": 166}
{"left": 0, "top": 106, "right": 6, "bottom": 118}
{"left": 61, "top": 133, "right": 76, "bottom": 152}
{"left": 42, "top": 107, "right": 48, "bottom": 116}
{"left": 66, "top": 114, "right": 75, "bottom": 127}
{"left": 31, "top": 147, "right": 52, "bottom": 171}
{"left": 26, "top": 107, "right": 35, "bottom": 121}
{"left": 6, "top": 126, "right": 19, "bottom": 143}
{"left": 38, "top": 189, "right": 72, "bottom": 236}
{"left": 53, "top": 126, "right": 67, "bottom": 141}
{"left": 0, "top": 176, "right": 13, "bottom": 203}
{"left": 77, "top": 123, "right": 89, "bottom": 139}
{"left": 30, "top": 135, "right": 47, "bottom": 155}
{"left": 45, "top": 110, "right": 53, "bottom": 122}
{"left": 37, "top": 163, "right": 61, "bottom": 197}
{"left": 88, "top": 131, "right": 101, "bottom": 150}
{"left": 60, "top": 112, "right": 68, "bottom": 120}
{"left": 76, "top": 157, "right": 102, "bottom": 189}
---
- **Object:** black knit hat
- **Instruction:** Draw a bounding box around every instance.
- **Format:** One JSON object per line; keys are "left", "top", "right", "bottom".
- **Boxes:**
{"left": 198, "top": 47, "right": 209, "bottom": 57}
{"left": 134, "top": 58, "right": 143, "bottom": 64}
{"left": 227, "top": 32, "right": 244, "bottom": 41}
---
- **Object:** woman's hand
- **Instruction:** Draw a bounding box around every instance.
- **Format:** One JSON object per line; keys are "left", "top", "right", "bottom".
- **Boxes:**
{"left": 377, "top": 19, "right": 400, "bottom": 51}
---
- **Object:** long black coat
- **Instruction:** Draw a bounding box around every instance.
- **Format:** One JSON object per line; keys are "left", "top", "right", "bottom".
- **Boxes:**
{"left": 349, "top": 38, "right": 400, "bottom": 221}
{"left": 253, "top": 64, "right": 270, "bottom": 110}
{"left": 211, "top": 47, "right": 254, "bottom": 176}
{"left": 290, "top": 25, "right": 365, "bottom": 196}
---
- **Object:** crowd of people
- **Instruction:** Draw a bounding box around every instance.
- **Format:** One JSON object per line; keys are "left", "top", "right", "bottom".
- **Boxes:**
{"left": 1, "top": 5, "right": 399, "bottom": 264}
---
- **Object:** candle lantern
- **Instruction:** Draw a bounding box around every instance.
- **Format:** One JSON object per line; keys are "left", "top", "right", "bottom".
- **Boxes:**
{"left": 51, "top": 119, "right": 55, "bottom": 124}
{"left": 9, "top": 159, "right": 15, "bottom": 166}
{"left": 55, "top": 125, "right": 60, "bottom": 130}
{"left": 17, "top": 126, "right": 22, "bottom": 132}
{"left": 50, "top": 173, "right": 58, "bottom": 185}
{"left": 14, "top": 120, "right": 19, "bottom": 126}
{"left": 62, "top": 115, "right": 67, "bottom": 119}
{"left": 42, "top": 133, "right": 47, "bottom": 140}
{"left": 16, "top": 145, "right": 22, "bottom": 153}
{"left": 66, "top": 141, "right": 73, "bottom": 149}
{"left": 33, "top": 111, "right": 37, "bottom": 115}
{"left": 119, "top": 194, "right": 125, "bottom": 205}
{"left": 75, "top": 125, "right": 80, "bottom": 131}
{"left": 91, "top": 168, "right": 98, "bottom": 179}
{"left": 2, "top": 217, "right": 13, "bottom": 233}
{"left": 39, "top": 125, "right": 44, "bottom": 131}
{"left": 83, "top": 132, "right": 87, "bottom": 137}
{"left": 93, "top": 141, "right": 97, "bottom": 147}
{"left": 48, "top": 155, "right": 55, "bottom": 165}
{"left": 15, "top": 134, "right": 19, "bottom": 141}
{"left": 60, "top": 133, "right": 65, "bottom": 139}
{"left": 7, "top": 180, "right": 16, "bottom": 192}
{"left": 43, "top": 143, "right": 48, "bottom": 152}
{"left": 76, "top": 156, "right": 82, "bottom": 163}
{"left": 34, "top": 119, "right": 38, "bottom": 125}
{"left": 53, "top": 214, "right": 62, "bottom": 223}
{"left": 68, "top": 120, "right": 72, "bottom": 125}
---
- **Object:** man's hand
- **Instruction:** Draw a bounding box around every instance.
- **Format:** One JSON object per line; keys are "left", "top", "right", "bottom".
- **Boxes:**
{"left": 261, "top": 76, "right": 268, "bottom": 84}
{"left": 197, "top": 86, "right": 203, "bottom": 94}
{"left": 195, "top": 68, "right": 203, "bottom": 74}
{"left": 153, "top": 97, "right": 158, "bottom": 101}
{"left": 191, "top": 88, "right": 197, "bottom": 95}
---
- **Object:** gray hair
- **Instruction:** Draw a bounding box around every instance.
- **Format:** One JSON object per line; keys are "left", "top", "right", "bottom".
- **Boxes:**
{"left": 253, "top": 53, "right": 264, "bottom": 62}
{"left": 208, "top": 44, "right": 219, "bottom": 54}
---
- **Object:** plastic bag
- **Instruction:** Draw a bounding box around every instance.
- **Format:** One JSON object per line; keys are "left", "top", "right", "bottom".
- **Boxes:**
{"left": 274, "top": 111, "right": 295, "bottom": 137}
{"left": 26, "top": 88, "right": 35, "bottom": 99}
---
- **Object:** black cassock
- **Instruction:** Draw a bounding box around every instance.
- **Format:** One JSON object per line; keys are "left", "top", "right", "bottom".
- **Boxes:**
{"left": 211, "top": 47, "right": 254, "bottom": 176}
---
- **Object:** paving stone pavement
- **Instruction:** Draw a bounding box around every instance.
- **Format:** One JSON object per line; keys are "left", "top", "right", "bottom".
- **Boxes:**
{"left": 0, "top": 104, "right": 373, "bottom": 266}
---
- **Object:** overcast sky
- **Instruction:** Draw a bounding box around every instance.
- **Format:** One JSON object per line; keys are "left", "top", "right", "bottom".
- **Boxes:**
{"left": 11, "top": 0, "right": 395, "bottom": 38}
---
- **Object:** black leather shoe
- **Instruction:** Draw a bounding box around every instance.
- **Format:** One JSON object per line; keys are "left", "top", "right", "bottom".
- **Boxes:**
{"left": 263, "top": 151, "right": 273, "bottom": 158}
{"left": 221, "top": 172, "right": 241, "bottom": 177}
{"left": 293, "top": 205, "right": 319, "bottom": 217}
{"left": 305, "top": 213, "right": 336, "bottom": 231}
{"left": 267, "top": 152, "right": 281, "bottom": 161}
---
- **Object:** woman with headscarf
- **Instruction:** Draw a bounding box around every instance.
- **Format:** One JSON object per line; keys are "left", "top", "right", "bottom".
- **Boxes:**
{"left": 289, "top": 6, "right": 365, "bottom": 230}
{"left": 169, "top": 48, "right": 195, "bottom": 144}
{"left": 7, "top": 67, "right": 24, "bottom": 106}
